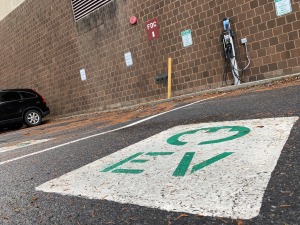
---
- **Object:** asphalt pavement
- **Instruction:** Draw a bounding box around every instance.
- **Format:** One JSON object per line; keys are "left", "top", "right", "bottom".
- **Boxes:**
{"left": 0, "top": 79, "right": 299, "bottom": 225}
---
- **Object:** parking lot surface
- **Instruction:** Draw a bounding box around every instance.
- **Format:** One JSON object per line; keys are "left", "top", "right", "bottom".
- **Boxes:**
{"left": 0, "top": 79, "right": 299, "bottom": 225}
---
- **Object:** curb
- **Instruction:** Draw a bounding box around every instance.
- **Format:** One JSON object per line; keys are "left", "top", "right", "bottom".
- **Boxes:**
{"left": 128, "top": 73, "right": 300, "bottom": 107}
{"left": 53, "top": 73, "right": 300, "bottom": 121}
{"left": 171, "top": 73, "right": 300, "bottom": 100}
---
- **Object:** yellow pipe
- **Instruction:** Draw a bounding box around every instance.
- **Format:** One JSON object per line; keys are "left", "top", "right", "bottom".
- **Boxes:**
{"left": 168, "top": 57, "right": 172, "bottom": 99}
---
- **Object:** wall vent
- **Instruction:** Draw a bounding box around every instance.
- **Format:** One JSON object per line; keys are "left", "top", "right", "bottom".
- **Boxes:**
{"left": 71, "top": 0, "right": 112, "bottom": 21}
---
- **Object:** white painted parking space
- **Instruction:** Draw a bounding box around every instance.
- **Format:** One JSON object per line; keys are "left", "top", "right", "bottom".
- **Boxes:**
{"left": 0, "top": 139, "right": 52, "bottom": 153}
{"left": 36, "top": 117, "right": 298, "bottom": 219}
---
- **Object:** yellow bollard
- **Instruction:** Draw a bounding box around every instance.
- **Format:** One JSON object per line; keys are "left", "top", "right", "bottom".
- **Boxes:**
{"left": 168, "top": 57, "right": 172, "bottom": 99}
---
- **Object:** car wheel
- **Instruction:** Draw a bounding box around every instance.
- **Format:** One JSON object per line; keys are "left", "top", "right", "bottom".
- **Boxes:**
{"left": 24, "top": 110, "right": 42, "bottom": 127}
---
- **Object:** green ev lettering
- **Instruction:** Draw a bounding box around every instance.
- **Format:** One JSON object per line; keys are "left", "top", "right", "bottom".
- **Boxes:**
{"left": 101, "top": 152, "right": 233, "bottom": 177}
{"left": 101, "top": 126, "right": 250, "bottom": 177}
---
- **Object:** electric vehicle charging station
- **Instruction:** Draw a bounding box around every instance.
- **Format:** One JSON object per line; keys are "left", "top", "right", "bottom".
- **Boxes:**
{"left": 221, "top": 18, "right": 250, "bottom": 85}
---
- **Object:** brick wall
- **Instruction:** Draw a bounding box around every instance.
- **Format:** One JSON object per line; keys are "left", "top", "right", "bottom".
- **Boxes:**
{"left": 0, "top": 0, "right": 299, "bottom": 117}
{"left": 0, "top": 0, "right": 82, "bottom": 116}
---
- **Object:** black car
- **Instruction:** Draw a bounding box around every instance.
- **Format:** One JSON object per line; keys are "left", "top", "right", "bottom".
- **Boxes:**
{"left": 0, "top": 89, "right": 50, "bottom": 129}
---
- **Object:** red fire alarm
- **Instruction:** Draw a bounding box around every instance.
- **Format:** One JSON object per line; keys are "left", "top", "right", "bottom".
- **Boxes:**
{"left": 130, "top": 16, "right": 138, "bottom": 25}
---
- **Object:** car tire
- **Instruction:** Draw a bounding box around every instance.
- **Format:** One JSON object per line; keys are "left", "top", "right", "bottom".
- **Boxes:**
{"left": 24, "top": 110, "right": 42, "bottom": 127}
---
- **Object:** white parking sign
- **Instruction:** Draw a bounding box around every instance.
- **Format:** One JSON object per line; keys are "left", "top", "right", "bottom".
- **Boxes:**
{"left": 37, "top": 117, "right": 298, "bottom": 219}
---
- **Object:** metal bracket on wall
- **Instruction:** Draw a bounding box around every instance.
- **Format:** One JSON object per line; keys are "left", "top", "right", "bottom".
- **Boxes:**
{"left": 155, "top": 73, "right": 168, "bottom": 84}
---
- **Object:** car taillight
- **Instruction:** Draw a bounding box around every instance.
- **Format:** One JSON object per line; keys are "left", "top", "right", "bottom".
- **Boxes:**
{"left": 41, "top": 96, "right": 47, "bottom": 104}
{"left": 38, "top": 94, "right": 47, "bottom": 104}
{"left": 33, "top": 90, "right": 47, "bottom": 105}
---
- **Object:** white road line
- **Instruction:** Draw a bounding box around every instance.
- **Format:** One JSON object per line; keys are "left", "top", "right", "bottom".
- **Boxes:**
{"left": 0, "top": 139, "right": 52, "bottom": 153}
{"left": 0, "top": 96, "right": 219, "bottom": 166}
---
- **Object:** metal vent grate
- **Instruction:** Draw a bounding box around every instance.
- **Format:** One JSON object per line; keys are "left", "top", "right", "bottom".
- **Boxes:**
{"left": 71, "top": 0, "right": 112, "bottom": 21}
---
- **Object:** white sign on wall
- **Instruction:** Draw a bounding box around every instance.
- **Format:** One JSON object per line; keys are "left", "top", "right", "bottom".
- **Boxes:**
{"left": 37, "top": 117, "right": 298, "bottom": 219}
{"left": 181, "top": 29, "right": 193, "bottom": 48}
{"left": 80, "top": 69, "right": 87, "bottom": 81}
{"left": 275, "top": 0, "right": 292, "bottom": 16}
{"left": 124, "top": 52, "right": 133, "bottom": 67}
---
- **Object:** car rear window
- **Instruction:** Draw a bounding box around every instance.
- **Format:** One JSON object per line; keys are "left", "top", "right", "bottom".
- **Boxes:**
{"left": 20, "top": 91, "right": 37, "bottom": 99}
{"left": 0, "top": 92, "right": 21, "bottom": 102}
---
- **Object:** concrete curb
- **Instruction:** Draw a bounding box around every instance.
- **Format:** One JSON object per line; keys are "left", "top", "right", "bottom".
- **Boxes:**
{"left": 53, "top": 73, "right": 300, "bottom": 121}
{"left": 123, "top": 73, "right": 300, "bottom": 107}
{"left": 171, "top": 73, "right": 300, "bottom": 100}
